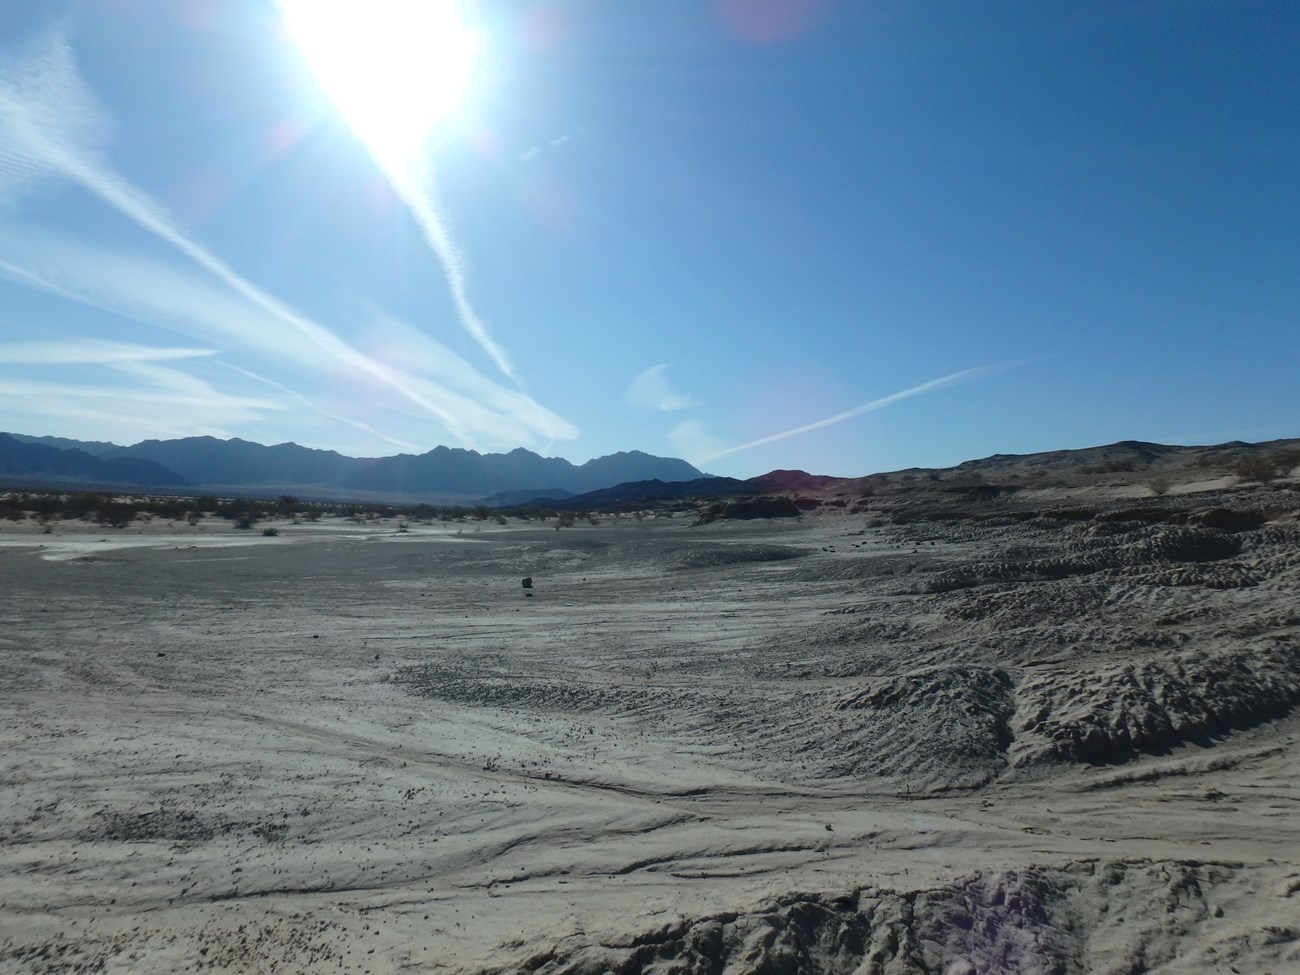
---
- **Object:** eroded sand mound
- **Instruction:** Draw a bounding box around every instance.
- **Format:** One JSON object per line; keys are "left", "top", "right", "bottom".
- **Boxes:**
{"left": 828, "top": 667, "right": 1014, "bottom": 784}
{"left": 514, "top": 860, "right": 1300, "bottom": 975}
{"left": 1011, "top": 645, "right": 1300, "bottom": 765}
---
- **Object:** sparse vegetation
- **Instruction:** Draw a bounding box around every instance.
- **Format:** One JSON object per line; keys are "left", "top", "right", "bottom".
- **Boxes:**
{"left": 93, "top": 499, "right": 136, "bottom": 529}
{"left": 1235, "top": 455, "right": 1281, "bottom": 483}
{"left": 0, "top": 489, "right": 579, "bottom": 534}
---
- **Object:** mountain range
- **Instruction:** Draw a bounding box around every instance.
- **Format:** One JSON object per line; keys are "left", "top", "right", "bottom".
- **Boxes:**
{"left": 0, "top": 433, "right": 706, "bottom": 500}
{"left": 5, "top": 431, "right": 1295, "bottom": 510}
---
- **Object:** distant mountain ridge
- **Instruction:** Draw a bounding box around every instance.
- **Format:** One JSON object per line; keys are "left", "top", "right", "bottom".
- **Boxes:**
{"left": 347, "top": 445, "right": 703, "bottom": 496}
{"left": 0, "top": 432, "right": 708, "bottom": 498}
{"left": 7, "top": 433, "right": 119, "bottom": 455}
{"left": 6, "top": 432, "right": 1293, "bottom": 505}
{"left": 101, "top": 437, "right": 370, "bottom": 488}
{"left": 0, "top": 434, "right": 189, "bottom": 487}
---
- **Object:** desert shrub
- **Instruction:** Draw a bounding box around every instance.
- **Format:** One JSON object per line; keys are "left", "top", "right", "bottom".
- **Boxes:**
{"left": 1235, "top": 455, "right": 1280, "bottom": 483}
{"left": 215, "top": 499, "right": 259, "bottom": 528}
{"left": 62, "top": 492, "right": 101, "bottom": 520}
{"left": 261, "top": 527, "right": 279, "bottom": 536}
{"left": 507, "top": 504, "right": 559, "bottom": 521}
{"left": 155, "top": 500, "right": 189, "bottom": 521}
{"left": 215, "top": 499, "right": 261, "bottom": 527}
{"left": 28, "top": 495, "right": 64, "bottom": 520}
{"left": 94, "top": 500, "right": 135, "bottom": 528}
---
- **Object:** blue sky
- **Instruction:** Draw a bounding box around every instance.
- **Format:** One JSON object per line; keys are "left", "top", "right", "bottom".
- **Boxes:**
{"left": 0, "top": 1, "right": 1296, "bottom": 478}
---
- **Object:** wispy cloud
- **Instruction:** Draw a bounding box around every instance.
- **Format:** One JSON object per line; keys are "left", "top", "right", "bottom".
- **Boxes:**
{"left": 0, "top": 27, "right": 576, "bottom": 450}
{"left": 669, "top": 420, "right": 729, "bottom": 466}
{"left": 0, "top": 228, "right": 578, "bottom": 449}
{"left": 624, "top": 363, "right": 695, "bottom": 411}
{"left": 0, "top": 339, "right": 215, "bottom": 365}
{"left": 0, "top": 365, "right": 281, "bottom": 443}
{"left": 0, "top": 338, "right": 276, "bottom": 439}
{"left": 520, "top": 133, "right": 572, "bottom": 163}
{"left": 699, "top": 365, "right": 1003, "bottom": 462}
{"left": 217, "top": 361, "right": 424, "bottom": 453}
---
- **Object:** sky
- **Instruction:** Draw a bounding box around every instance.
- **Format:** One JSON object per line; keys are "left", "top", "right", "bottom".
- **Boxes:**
{"left": 0, "top": 0, "right": 1296, "bottom": 479}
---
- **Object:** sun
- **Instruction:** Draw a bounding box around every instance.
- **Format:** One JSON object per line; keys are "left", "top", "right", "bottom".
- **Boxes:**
{"left": 279, "top": 0, "right": 480, "bottom": 165}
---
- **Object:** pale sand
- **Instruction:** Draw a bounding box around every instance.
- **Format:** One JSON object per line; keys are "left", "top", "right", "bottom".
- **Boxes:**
{"left": 1, "top": 488, "right": 1297, "bottom": 973}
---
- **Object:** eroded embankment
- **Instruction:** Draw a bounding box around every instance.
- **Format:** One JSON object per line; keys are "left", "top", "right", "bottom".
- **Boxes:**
{"left": 1010, "top": 644, "right": 1300, "bottom": 764}
{"left": 498, "top": 859, "right": 1300, "bottom": 975}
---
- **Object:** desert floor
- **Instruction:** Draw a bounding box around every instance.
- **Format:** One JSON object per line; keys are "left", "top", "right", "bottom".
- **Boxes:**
{"left": 1, "top": 493, "right": 1298, "bottom": 974}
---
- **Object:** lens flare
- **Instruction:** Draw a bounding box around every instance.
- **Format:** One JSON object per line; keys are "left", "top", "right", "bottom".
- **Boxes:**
{"left": 279, "top": 0, "right": 479, "bottom": 165}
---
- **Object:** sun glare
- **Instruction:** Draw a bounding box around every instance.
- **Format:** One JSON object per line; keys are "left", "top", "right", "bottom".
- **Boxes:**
{"left": 279, "top": 0, "right": 480, "bottom": 165}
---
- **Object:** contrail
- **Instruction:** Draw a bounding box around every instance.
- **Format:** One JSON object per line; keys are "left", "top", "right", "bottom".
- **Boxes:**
{"left": 387, "top": 157, "right": 518, "bottom": 383}
{"left": 699, "top": 365, "right": 1003, "bottom": 463}
{"left": 218, "top": 361, "right": 423, "bottom": 452}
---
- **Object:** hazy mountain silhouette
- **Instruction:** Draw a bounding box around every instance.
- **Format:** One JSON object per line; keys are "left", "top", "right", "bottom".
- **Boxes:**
{"left": 7, "top": 433, "right": 119, "bottom": 455}
{"left": 343, "top": 446, "right": 704, "bottom": 496}
{"left": 0, "top": 434, "right": 189, "bottom": 487}
{"left": 100, "top": 437, "right": 369, "bottom": 487}
{"left": 1, "top": 433, "right": 707, "bottom": 499}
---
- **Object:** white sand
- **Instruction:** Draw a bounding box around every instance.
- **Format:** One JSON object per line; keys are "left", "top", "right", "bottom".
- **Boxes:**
{"left": 1, "top": 492, "right": 1297, "bottom": 974}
